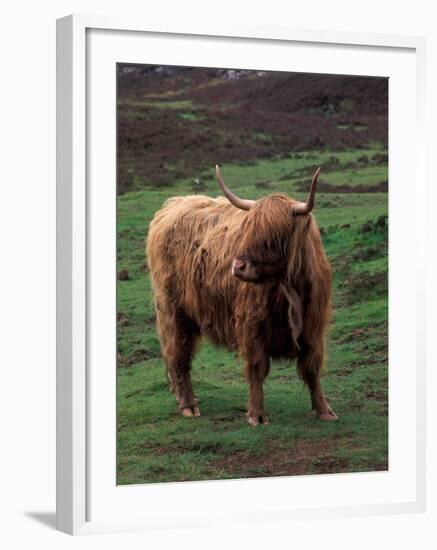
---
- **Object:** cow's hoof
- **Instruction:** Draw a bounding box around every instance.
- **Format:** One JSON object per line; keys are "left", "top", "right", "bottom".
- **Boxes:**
{"left": 314, "top": 408, "right": 338, "bottom": 421}
{"left": 247, "top": 414, "right": 269, "bottom": 426}
{"left": 182, "top": 406, "right": 201, "bottom": 417}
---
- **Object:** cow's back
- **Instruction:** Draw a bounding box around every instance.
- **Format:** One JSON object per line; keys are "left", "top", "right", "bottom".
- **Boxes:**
{"left": 146, "top": 195, "right": 242, "bottom": 347}
{"left": 147, "top": 195, "right": 237, "bottom": 273}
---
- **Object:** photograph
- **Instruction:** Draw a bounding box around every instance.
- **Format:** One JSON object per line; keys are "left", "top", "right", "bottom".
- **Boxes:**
{"left": 116, "top": 64, "right": 388, "bottom": 484}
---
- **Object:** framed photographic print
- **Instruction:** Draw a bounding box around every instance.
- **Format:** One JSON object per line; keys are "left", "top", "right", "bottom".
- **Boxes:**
{"left": 56, "top": 15, "right": 427, "bottom": 535}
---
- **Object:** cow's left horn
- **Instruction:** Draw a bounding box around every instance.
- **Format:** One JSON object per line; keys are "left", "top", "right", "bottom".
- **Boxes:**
{"left": 215, "top": 165, "right": 255, "bottom": 211}
{"left": 291, "top": 167, "right": 320, "bottom": 215}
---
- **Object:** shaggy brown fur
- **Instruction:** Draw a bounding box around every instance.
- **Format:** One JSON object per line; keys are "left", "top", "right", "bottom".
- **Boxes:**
{"left": 146, "top": 185, "right": 336, "bottom": 425}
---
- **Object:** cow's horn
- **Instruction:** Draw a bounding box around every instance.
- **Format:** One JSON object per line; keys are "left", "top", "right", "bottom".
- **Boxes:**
{"left": 291, "top": 167, "right": 320, "bottom": 215}
{"left": 215, "top": 165, "right": 255, "bottom": 211}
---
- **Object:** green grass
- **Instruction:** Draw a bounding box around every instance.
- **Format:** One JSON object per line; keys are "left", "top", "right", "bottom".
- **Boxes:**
{"left": 118, "top": 98, "right": 198, "bottom": 110}
{"left": 337, "top": 123, "right": 368, "bottom": 132}
{"left": 117, "top": 147, "right": 388, "bottom": 484}
{"left": 178, "top": 112, "right": 205, "bottom": 121}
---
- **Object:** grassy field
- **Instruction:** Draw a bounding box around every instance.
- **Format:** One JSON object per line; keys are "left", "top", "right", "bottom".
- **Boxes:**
{"left": 116, "top": 147, "right": 388, "bottom": 484}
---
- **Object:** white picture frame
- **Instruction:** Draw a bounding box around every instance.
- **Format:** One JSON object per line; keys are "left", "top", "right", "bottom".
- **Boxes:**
{"left": 56, "top": 14, "right": 427, "bottom": 535}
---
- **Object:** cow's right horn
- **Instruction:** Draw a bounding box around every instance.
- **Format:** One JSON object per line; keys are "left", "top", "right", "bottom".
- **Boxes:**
{"left": 215, "top": 165, "right": 255, "bottom": 211}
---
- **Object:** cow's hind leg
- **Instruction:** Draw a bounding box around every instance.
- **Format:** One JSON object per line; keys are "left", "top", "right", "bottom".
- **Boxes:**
{"left": 157, "top": 305, "right": 200, "bottom": 417}
{"left": 297, "top": 346, "right": 338, "bottom": 421}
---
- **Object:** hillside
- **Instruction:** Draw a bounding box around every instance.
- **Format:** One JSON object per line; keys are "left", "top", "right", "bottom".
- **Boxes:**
{"left": 117, "top": 65, "right": 387, "bottom": 194}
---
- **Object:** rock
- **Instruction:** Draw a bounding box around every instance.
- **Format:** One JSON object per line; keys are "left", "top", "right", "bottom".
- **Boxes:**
{"left": 117, "top": 270, "right": 129, "bottom": 281}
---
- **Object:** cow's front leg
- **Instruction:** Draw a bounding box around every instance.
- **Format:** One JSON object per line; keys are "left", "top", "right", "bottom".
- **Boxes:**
{"left": 245, "top": 357, "right": 270, "bottom": 426}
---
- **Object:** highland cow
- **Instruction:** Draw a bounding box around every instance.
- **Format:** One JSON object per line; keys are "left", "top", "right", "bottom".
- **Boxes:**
{"left": 146, "top": 166, "right": 337, "bottom": 425}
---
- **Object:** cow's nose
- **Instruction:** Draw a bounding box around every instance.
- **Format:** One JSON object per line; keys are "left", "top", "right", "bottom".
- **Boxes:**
{"left": 233, "top": 258, "right": 246, "bottom": 271}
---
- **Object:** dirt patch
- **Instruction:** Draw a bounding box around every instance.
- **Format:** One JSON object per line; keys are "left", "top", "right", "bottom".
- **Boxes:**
{"left": 334, "top": 367, "right": 356, "bottom": 378}
{"left": 365, "top": 390, "right": 387, "bottom": 401}
{"left": 117, "top": 270, "right": 129, "bottom": 281}
{"left": 255, "top": 180, "right": 275, "bottom": 189}
{"left": 343, "top": 271, "right": 387, "bottom": 305}
{"left": 278, "top": 156, "right": 343, "bottom": 181}
{"left": 371, "top": 152, "right": 388, "bottom": 164}
{"left": 359, "top": 215, "right": 388, "bottom": 233}
{"left": 351, "top": 244, "right": 386, "bottom": 262}
{"left": 337, "top": 327, "right": 368, "bottom": 344}
{"left": 117, "top": 348, "right": 160, "bottom": 368}
{"left": 138, "top": 442, "right": 173, "bottom": 455}
{"left": 117, "top": 312, "right": 130, "bottom": 326}
{"left": 144, "top": 313, "right": 157, "bottom": 327}
{"left": 211, "top": 412, "right": 245, "bottom": 423}
{"left": 210, "top": 439, "right": 344, "bottom": 478}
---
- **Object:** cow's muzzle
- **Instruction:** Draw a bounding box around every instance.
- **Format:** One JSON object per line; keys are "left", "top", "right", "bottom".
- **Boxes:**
{"left": 231, "top": 257, "right": 259, "bottom": 282}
